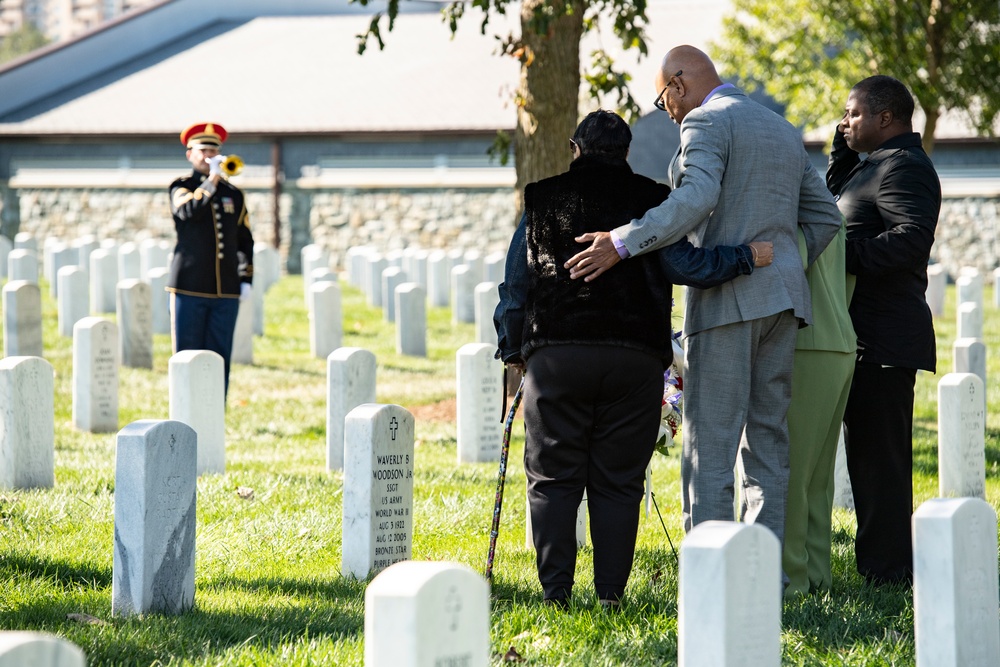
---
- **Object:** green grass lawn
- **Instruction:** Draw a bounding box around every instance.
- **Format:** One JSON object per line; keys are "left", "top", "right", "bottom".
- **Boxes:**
{"left": 1, "top": 274, "right": 998, "bottom": 666}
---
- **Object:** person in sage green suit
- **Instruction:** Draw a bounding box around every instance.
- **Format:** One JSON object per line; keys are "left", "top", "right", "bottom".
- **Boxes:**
{"left": 782, "top": 221, "right": 856, "bottom": 597}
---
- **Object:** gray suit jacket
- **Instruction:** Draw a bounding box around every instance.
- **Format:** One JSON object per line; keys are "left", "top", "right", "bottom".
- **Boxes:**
{"left": 616, "top": 87, "right": 841, "bottom": 335}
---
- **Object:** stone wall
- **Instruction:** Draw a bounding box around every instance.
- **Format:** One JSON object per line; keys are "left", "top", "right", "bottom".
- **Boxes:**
{"left": 1, "top": 184, "right": 995, "bottom": 280}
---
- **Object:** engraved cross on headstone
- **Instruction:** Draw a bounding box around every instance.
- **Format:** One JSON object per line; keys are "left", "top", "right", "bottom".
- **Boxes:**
{"left": 389, "top": 416, "right": 398, "bottom": 441}
{"left": 444, "top": 585, "right": 462, "bottom": 631}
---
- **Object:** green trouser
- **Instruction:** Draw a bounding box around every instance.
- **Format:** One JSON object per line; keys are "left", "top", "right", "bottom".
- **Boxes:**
{"left": 782, "top": 349, "right": 855, "bottom": 597}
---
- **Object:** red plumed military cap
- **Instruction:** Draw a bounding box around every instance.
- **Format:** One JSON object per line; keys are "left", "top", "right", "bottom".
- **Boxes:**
{"left": 180, "top": 122, "right": 227, "bottom": 148}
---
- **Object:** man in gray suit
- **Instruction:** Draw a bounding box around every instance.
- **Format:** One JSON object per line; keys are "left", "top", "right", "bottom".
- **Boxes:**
{"left": 565, "top": 46, "right": 841, "bottom": 547}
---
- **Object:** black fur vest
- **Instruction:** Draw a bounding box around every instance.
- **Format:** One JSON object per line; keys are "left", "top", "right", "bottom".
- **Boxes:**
{"left": 522, "top": 154, "right": 675, "bottom": 362}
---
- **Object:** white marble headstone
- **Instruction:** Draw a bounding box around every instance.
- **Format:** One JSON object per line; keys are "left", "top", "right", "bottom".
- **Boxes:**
{"left": 112, "top": 419, "right": 197, "bottom": 616}
{"left": 937, "top": 373, "right": 986, "bottom": 499}
{"left": 231, "top": 295, "right": 254, "bottom": 365}
{"left": 2, "top": 281, "right": 43, "bottom": 357}
{"left": 456, "top": 343, "right": 503, "bottom": 463}
{"left": 139, "top": 238, "right": 170, "bottom": 282}
{"left": 957, "top": 301, "right": 982, "bottom": 340}
{"left": 253, "top": 243, "right": 281, "bottom": 293}
{"left": 252, "top": 278, "right": 265, "bottom": 337}
{"left": 0, "top": 632, "right": 86, "bottom": 667}
{"left": 395, "top": 283, "right": 427, "bottom": 357}
{"left": 956, "top": 270, "right": 983, "bottom": 310}
{"left": 410, "top": 249, "right": 429, "bottom": 290}
{"left": 117, "top": 279, "right": 153, "bottom": 369}
{"left": 13, "top": 232, "right": 37, "bottom": 253}
{"left": 994, "top": 267, "right": 1000, "bottom": 309}
{"left": 57, "top": 266, "right": 89, "bottom": 338}
{"left": 463, "top": 249, "right": 484, "bottom": 284}
{"left": 953, "top": 338, "right": 986, "bottom": 388}
{"left": 365, "top": 253, "right": 388, "bottom": 308}
{"left": 89, "top": 247, "right": 118, "bottom": 314}
{"left": 364, "top": 561, "right": 490, "bottom": 667}
{"left": 73, "top": 317, "right": 119, "bottom": 433}
{"left": 347, "top": 245, "right": 372, "bottom": 289}
{"left": 913, "top": 498, "right": 1000, "bottom": 667}
{"left": 473, "top": 281, "right": 499, "bottom": 346}
{"left": 307, "top": 268, "right": 337, "bottom": 315}
{"left": 309, "top": 281, "right": 343, "bottom": 359}
{"left": 73, "top": 235, "right": 98, "bottom": 272}
{"left": 426, "top": 250, "right": 449, "bottom": 307}
{"left": 450, "top": 265, "right": 475, "bottom": 324}
{"left": 170, "top": 350, "right": 226, "bottom": 475}
{"left": 342, "top": 403, "right": 415, "bottom": 579}
{"left": 382, "top": 267, "right": 407, "bottom": 322}
{"left": 49, "top": 245, "right": 77, "bottom": 298}
{"left": 117, "top": 242, "right": 141, "bottom": 282}
{"left": 147, "top": 267, "right": 171, "bottom": 335}
{"left": 327, "top": 347, "right": 377, "bottom": 471}
{"left": 7, "top": 249, "right": 39, "bottom": 284}
{"left": 301, "top": 244, "right": 330, "bottom": 295}
{"left": 0, "top": 235, "right": 10, "bottom": 279}
{"left": 679, "top": 521, "right": 781, "bottom": 667}
{"left": 0, "top": 357, "right": 55, "bottom": 490}
{"left": 484, "top": 251, "right": 505, "bottom": 285}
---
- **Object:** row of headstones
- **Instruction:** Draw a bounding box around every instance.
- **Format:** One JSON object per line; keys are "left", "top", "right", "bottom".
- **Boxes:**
{"left": 950, "top": 266, "right": 989, "bottom": 389}
{"left": 1, "top": 346, "right": 231, "bottom": 489}
{"left": 1, "top": 232, "right": 282, "bottom": 353}
{"left": 301, "top": 244, "right": 503, "bottom": 360}
{"left": 2, "top": 503, "right": 995, "bottom": 667}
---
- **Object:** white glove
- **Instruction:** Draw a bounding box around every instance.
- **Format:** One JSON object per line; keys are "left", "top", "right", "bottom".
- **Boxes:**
{"left": 207, "top": 154, "right": 224, "bottom": 177}
{"left": 240, "top": 282, "right": 252, "bottom": 301}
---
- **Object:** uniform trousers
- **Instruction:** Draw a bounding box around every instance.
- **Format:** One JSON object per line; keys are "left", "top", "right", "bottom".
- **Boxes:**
{"left": 523, "top": 344, "right": 662, "bottom": 602}
{"left": 782, "top": 349, "right": 855, "bottom": 596}
{"left": 843, "top": 361, "right": 917, "bottom": 584}
{"left": 171, "top": 293, "right": 240, "bottom": 397}
{"left": 681, "top": 310, "right": 797, "bottom": 545}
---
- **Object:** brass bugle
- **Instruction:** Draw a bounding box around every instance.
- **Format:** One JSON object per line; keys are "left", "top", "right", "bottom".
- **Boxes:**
{"left": 221, "top": 154, "right": 243, "bottom": 177}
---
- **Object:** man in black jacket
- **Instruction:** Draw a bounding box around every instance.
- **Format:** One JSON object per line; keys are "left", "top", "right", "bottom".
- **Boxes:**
{"left": 169, "top": 122, "right": 254, "bottom": 398}
{"left": 827, "top": 76, "right": 940, "bottom": 585}
{"left": 494, "top": 110, "right": 771, "bottom": 608}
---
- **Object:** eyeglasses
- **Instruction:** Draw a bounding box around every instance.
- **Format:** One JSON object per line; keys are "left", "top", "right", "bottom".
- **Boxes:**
{"left": 569, "top": 138, "right": 580, "bottom": 153}
{"left": 653, "top": 69, "right": 683, "bottom": 111}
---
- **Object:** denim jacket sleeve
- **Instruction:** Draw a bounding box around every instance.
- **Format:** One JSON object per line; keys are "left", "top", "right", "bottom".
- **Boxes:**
{"left": 654, "top": 238, "right": 755, "bottom": 288}
{"left": 494, "top": 212, "right": 528, "bottom": 363}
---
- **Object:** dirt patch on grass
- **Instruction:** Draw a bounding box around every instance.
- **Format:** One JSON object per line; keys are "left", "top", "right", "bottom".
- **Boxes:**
{"left": 406, "top": 395, "right": 524, "bottom": 423}
{"left": 406, "top": 397, "right": 457, "bottom": 422}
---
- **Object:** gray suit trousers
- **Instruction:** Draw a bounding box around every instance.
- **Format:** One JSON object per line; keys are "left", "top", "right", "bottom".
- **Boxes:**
{"left": 680, "top": 310, "right": 797, "bottom": 545}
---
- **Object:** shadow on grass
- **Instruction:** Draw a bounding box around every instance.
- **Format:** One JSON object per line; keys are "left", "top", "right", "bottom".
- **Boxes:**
{"left": 3, "top": 555, "right": 368, "bottom": 665}
{"left": 2, "top": 551, "right": 112, "bottom": 589}
{"left": 784, "top": 576, "right": 914, "bottom": 657}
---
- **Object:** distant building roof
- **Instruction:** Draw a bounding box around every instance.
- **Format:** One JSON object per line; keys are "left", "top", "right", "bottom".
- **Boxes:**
{"left": 0, "top": 0, "right": 735, "bottom": 138}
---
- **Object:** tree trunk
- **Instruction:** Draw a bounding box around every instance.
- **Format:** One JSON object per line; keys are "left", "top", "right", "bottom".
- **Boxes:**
{"left": 512, "top": 0, "right": 585, "bottom": 223}
{"left": 922, "top": 106, "right": 939, "bottom": 155}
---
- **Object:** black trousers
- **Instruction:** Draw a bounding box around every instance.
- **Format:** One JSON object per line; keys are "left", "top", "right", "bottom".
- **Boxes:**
{"left": 523, "top": 344, "right": 662, "bottom": 601}
{"left": 843, "top": 361, "right": 917, "bottom": 584}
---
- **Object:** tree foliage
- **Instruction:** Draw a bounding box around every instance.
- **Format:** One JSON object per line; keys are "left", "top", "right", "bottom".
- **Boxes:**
{"left": 712, "top": 0, "right": 1000, "bottom": 154}
{"left": 0, "top": 22, "right": 50, "bottom": 66}
{"left": 349, "top": 0, "right": 651, "bottom": 220}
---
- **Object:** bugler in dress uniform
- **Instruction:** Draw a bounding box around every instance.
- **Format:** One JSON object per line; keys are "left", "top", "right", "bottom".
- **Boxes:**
{"left": 168, "top": 122, "right": 254, "bottom": 397}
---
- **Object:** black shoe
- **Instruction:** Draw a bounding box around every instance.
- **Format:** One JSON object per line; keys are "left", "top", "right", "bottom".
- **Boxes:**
{"left": 542, "top": 597, "right": 569, "bottom": 610}
{"left": 598, "top": 599, "right": 621, "bottom": 611}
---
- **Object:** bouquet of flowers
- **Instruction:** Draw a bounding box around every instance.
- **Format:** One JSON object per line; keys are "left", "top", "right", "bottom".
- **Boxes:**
{"left": 654, "top": 335, "right": 684, "bottom": 457}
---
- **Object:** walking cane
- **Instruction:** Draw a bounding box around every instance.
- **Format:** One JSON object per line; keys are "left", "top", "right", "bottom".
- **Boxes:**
{"left": 485, "top": 373, "right": 525, "bottom": 583}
